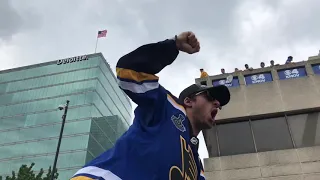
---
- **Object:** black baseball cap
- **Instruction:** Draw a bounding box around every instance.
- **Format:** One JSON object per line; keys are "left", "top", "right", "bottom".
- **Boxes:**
{"left": 179, "top": 84, "right": 230, "bottom": 106}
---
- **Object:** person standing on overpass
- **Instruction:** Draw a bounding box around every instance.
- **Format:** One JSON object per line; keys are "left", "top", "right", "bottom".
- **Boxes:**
{"left": 200, "top": 68, "right": 209, "bottom": 78}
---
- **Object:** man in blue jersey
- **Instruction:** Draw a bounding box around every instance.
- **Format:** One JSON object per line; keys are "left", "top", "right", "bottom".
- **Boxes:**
{"left": 71, "top": 31, "right": 230, "bottom": 180}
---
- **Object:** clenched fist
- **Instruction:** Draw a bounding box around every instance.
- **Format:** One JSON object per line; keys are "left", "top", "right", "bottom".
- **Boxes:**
{"left": 175, "top": 31, "right": 200, "bottom": 54}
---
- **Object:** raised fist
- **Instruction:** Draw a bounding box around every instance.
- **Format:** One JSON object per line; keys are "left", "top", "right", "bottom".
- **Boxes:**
{"left": 175, "top": 31, "right": 200, "bottom": 54}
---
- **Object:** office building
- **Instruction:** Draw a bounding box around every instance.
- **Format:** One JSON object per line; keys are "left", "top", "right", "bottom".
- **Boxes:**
{"left": 196, "top": 56, "right": 320, "bottom": 180}
{"left": 0, "top": 53, "right": 132, "bottom": 179}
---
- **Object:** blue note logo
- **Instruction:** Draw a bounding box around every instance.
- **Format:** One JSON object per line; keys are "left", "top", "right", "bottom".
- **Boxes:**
{"left": 219, "top": 79, "right": 226, "bottom": 85}
{"left": 284, "top": 69, "right": 299, "bottom": 79}
{"left": 218, "top": 79, "right": 232, "bottom": 87}
{"left": 171, "top": 114, "right": 186, "bottom": 132}
{"left": 251, "top": 74, "right": 266, "bottom": 84}
{"left": 169, "top": 136, "right": 198, "bottom": 180}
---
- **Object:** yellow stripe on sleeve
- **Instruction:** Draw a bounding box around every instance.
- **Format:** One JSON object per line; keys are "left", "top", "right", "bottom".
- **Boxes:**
{"left": 167, "top": 94, "right": 186, "bottom": 115}
{"left": 116, "top": 68, "right": 159, "bottom": 82}
{"left": 70, "top": 176, "right": 93, "bottom": 180}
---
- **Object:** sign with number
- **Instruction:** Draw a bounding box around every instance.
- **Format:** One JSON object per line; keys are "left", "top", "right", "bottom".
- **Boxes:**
{"left": 245, "top": 72, "right": 273, "bottom": 85}
{"left": 212, "top": 76, "right": 240, "bottom": 87}
{"left": 278, "top": 67, "right": 307, "bottom": 80}
{"left": 312, "top": 64, "right": 320, "bottom": 75}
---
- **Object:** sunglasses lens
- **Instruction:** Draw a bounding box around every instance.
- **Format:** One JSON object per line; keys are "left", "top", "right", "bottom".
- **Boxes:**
{"left": 205, "top": 91, "right": 215, "bottom": 101}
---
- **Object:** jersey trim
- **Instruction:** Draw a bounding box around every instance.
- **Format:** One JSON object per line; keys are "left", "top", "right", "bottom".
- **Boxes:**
{"left": 118, "top": 80, "right": 159, "bottom": 94}
{"left": 116, "top": 68, "right": 159, "bottom": 83}
{"left": 71, "top": 166, "right": 122, "bottom": 180}
{"left": 70, "top": 175, "right": 94, "bottom": 180}
{"left": 167, "top": 94, "right": 186, "bottom": 115}
{"left": 201, "top": 170, "right": 206, "bottom": 178}
{"left": 117, "top": 68, "right": 160, "bottom": 94}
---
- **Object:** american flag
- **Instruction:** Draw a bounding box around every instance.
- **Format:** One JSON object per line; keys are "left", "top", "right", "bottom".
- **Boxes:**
{"left": 97, "top": 30, "right": 107, "bottom": 38}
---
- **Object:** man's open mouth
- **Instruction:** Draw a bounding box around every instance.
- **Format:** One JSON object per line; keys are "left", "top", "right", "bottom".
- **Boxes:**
{"left": 211, "top": 109, "right": 218, "bottom": 120}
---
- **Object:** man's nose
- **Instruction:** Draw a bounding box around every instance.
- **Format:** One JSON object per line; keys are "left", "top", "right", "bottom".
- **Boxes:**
{"left": 213, "top": 100, "right": 221, "bottom": 109}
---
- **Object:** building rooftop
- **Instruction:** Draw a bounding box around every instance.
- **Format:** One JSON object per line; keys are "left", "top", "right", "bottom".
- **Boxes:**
{"left": 0, "top": 53, "right": 106, "bottom": 74}
{"left": 195, "top": 55, "right": 320, "bottom": 121}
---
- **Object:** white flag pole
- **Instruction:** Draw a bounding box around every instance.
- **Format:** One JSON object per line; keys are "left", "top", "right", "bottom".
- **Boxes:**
{"left": 94, "top": 36, "right": 99, "bottom": 53}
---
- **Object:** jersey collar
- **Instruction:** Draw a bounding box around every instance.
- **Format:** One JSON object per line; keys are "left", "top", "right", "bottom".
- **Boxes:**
{"left": 188, "top": 118, "right": 199, "bottom": 151}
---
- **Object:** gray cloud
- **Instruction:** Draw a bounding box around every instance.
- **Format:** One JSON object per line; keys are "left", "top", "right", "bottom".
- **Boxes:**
{"left": 0, "top": 0, "right": 22, "bottom": 40}
{"left": 279, "top": 0, "right": 320, "bottom": 42}
{"left": 0, "top": 0, "right": 41, "bottom": 42}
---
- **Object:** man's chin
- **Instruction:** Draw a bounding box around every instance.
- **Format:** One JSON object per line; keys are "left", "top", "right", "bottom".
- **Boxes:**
{"left": 202, "top": 121, "right": 214, "bottom": 129}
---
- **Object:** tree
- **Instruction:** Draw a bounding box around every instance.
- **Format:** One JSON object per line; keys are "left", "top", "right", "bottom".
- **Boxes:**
{"left": 0, "top": 163, "right": 59, "bottom": 180}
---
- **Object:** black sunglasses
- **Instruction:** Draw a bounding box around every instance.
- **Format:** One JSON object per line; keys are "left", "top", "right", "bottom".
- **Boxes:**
{"left": 193, "top": 91, "right": 222, "bottom": 110}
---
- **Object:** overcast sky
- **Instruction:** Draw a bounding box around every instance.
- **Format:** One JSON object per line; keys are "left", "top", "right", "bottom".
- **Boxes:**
{"left": 1, "top": 0, "right": 320, "bottom": 160}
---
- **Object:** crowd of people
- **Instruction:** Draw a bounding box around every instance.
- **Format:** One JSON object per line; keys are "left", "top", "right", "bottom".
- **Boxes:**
{"left": 201, "top": 50, "right": 320, "bottom": 78}
{"left": 200, "top": 56, "right": 296, "bottom": 78}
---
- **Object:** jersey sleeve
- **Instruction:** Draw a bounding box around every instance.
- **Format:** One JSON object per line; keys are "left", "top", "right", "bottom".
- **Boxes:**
{"left": 116, "top": 39, "right": 179, "bottom": 106}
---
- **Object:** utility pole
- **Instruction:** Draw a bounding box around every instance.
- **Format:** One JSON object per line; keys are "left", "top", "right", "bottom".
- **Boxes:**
{"left": 51, "top": 100, "right": 70, "bottom": 180}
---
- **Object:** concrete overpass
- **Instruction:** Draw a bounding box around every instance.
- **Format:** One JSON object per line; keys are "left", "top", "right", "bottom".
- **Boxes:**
{"left": 195, "top": 55, "right": 320, "bottom": 180}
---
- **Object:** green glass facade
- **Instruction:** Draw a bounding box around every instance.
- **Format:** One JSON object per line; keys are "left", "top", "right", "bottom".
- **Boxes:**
{"left": 0, "top": 53, "right": 132, "bottom": 179}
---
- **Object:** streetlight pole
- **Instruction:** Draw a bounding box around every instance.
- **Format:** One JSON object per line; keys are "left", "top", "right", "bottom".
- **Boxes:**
{"left": 51, "top": 100, "right": 70, "bottom": 180}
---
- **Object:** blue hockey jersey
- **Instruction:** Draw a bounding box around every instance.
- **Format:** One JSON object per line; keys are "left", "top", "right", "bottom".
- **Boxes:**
{"left": 71, "top": 39, "right": 206, "bottom": 180}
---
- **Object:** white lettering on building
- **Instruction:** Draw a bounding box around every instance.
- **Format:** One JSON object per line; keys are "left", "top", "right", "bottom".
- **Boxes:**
{"left": 251, "top": 74, "right": 266, "bottom": 84}
{"left": 218, "top": 79, "right": 232, "bottom": 87}
{"left": 284, "top": 69, "right": 300, "bottom": 79}
{"left": 57, "top": 55, "right": 89, "bottom": 65}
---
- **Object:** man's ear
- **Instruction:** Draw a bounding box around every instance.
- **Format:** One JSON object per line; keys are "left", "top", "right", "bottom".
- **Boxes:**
{"left": 183, "top": 97, "right": 193, "bottom": 108}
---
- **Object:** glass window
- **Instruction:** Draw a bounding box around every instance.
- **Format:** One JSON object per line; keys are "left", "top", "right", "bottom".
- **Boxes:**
{"left": 0, "top": 138, "right": 57, "bottom": 159}
{"left": 92, "top": 93, "right": 112, "bottom": 117}
{"left": 60, "top": 134, "right": 90, "bottom": 151}
{"left": 0, "top": 134, "right": 89, "bottom": 160}
{"left": 57, "top": 168, "right": 79, "bottom": 180}
{"left": 0, "top": 115, "right": 26, "bottom": 131}
{"left": 217, "top": 121, "right": 255, "bottom": 156}
{"left": 0, "top": 150, "right": 87, "bottom": 177}
{"left": 0, "top": 83, "right": 8, "bottom": 94}
{"left": 287, "top": 113, "right": 320, "bottom": 148}
{"left": 93, "top": 116, "right": 126, "bottom": 144}
{"left": 0, "top": 91, "right": 93, "bottom": 117}
{"left": 0, "top": 104, "right": 92, "bottom": 132}
{"left": 91, "top": 105, "right": 103, "bottom": 118}
{"left": 0, "top": 119, "right": 92, "bottom": 145}
{"left": 65, "top": 104, "right": 94, "bottom": 121}
{"left": 95, "top": 82, "right": 130, "bottom": 124}
{"left": 90, "top": 120, "right": 113, "bottom": 149}
{"left": 99, "top": 63, "right": 132, "bottom": 111}
{"left": 57, "top": 150, "right": 87, "bottom": 168}
{"left": 87, "top": 135, "right": 105, "bottom": 157}
{"left": 64, "top": 119, "right": 92, "bottom": 135}
{"left": 252, "top": 117, "right": 293, "bottom": 152}
{"left": 97, "top": 72, "right": 131, "bottom": 117}
{"left": 1, "top": 130, "right": 20, "bottom": 144}
{"left": 85, "top": 150, "right": 95, "bottom": 163}
{"left": 0, "top": 79, "right": 97, "bottom": 105}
